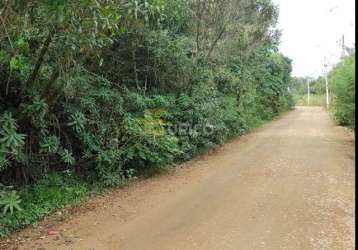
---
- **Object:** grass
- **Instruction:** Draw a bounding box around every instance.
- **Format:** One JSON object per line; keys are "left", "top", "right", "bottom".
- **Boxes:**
{"left": 0, "top": 173, "right": 92, "bottom": 237}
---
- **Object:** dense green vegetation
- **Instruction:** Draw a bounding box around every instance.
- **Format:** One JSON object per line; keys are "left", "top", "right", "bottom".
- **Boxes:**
{"left": 0, "top": 0, "right": 294, "bottom": 236}
{"left": 329, "top": 54, "right": 355, "bottom": 129}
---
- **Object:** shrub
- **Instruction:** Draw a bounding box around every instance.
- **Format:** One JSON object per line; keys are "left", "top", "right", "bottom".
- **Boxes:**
{"left": 0, "top": 184, "right": 22, "bottom": 215}
{"left": 330, "top": 55, "right": 355, "bottom": 128}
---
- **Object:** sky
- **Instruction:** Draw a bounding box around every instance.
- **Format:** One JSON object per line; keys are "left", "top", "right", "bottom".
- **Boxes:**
{"left": 273, "top": 0, "right": 355, "bottom": 78}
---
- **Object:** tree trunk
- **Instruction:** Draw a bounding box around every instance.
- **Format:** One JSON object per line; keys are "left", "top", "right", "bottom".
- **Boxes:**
{"left": 25, "top": 30, "right": 54, "bottom": 89}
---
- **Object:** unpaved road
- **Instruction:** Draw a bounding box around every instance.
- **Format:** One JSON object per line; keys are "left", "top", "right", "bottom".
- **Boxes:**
{"left": 13, "top": 106, "right": 356, "bottom": 249}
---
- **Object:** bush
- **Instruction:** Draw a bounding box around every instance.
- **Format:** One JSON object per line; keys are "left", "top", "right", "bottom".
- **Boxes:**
{"left": 0, "top": 184, "right": 22, "bottom": 216}
{"left": 330, "top": 55, "right": 355, "bottom": 128}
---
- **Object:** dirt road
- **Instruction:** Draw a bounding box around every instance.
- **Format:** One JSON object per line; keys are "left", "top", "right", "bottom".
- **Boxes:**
{"left": 16, "top": 106, "right": 355, "bottom": 250}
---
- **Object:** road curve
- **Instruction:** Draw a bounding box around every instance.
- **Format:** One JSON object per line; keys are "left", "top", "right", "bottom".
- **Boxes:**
{"left": 16, "top": 106, "right": 355, "bottom": 250}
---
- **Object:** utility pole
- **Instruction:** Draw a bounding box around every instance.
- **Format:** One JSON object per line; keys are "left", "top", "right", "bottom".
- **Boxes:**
{"left": 307, "top": 78, "right": 310, "bottom": 105}
{"left": 340, "top": 34, "right": 346, "bottom": 59}
{"left": 325, "top": 73, "right": 330, "bottom": 108}
{"left": 324, "top": 57, "right": 330, "bottom": 109}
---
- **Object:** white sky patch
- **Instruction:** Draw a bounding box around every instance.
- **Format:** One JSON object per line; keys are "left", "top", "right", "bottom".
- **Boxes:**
{"left": 273, "top": 0, "right": 355, "bottom": 77}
